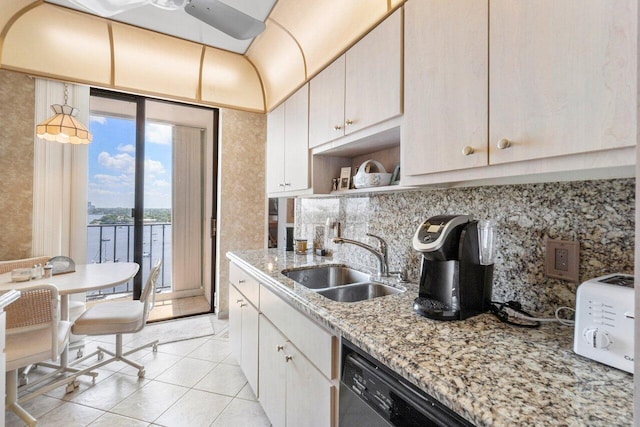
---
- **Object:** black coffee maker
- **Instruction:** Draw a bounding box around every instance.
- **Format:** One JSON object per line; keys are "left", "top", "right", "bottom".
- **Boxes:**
{"left": 412, "top": 214, "right": 494, "bottom": 321}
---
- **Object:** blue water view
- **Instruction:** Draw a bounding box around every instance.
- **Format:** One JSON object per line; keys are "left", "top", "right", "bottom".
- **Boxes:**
{"left": 86, "top": 215, "right": 172, "bottom": 299}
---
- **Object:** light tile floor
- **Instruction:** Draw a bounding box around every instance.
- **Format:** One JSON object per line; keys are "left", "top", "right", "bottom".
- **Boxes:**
{"left": 6, "top": 314, "right": 271, "bottom": 427}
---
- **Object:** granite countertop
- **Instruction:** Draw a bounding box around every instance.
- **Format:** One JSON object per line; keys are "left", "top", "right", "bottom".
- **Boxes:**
{"left": 227, "top": 249, "right": 633, "bottom": 427}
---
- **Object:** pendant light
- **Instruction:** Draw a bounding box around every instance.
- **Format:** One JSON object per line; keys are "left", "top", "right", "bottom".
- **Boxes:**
{"left": 36, "top": 84, "right": 93, "bottom": 144}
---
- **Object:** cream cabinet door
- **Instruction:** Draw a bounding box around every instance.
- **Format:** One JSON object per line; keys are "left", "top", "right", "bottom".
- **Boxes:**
{"left": 266, "top": 103, "right": 286, "bottom": 193}
{"left": 240, "top": 302, "right": 259, "bottom": 395}
{"left": 228, "top": 285, "right": 242, "bottom": 363}
{"left": 308, "top": 56, "right": 346, "bottom": 148}
{"left": 259, "top": 317, "right": 287, "bottom": 427}
{"left": 283, "top": 84, "right": 309, "bottom": 192}
{"left": 402, "top": 0, "right": 488, "bottom": 176}
{"left": 285, "top": 343, "right": 334, "bottom": 427}
{"left": 344, "top": 8, "right": 402, "bottom": 135}
{"left": 489, "top": 0, "right": 637, "bottom": 164}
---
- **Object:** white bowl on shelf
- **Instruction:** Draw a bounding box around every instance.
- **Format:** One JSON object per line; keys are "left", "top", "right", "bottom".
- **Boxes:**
{"left": 353, "top": 160, "right": 392, "bottom": 189}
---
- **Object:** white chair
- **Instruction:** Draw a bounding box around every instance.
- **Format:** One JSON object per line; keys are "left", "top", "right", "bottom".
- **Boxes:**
{"left": 5, "top": 284, "right": 75, "bottom": 427}
{"left": 71, "top": 259, "right": 162, "bottom": 378}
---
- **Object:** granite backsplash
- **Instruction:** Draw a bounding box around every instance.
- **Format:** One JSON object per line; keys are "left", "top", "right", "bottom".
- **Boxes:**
{"left": 294, "top": 178, "right": 635, "bottom": 314}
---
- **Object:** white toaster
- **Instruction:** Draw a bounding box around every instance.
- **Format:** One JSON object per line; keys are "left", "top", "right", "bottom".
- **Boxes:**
{"left": 573, "top": 274, "right": 634, "bottom": 373}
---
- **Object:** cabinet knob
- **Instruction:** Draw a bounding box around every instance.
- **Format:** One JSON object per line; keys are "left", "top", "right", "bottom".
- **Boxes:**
{"left": 284, "top": 183, "right": 291, "bottom": 187}
{"left": 285, "top": 355, "right": 293, "bottom": 362}
{"left": 497, "top": 138, "right": 512, "bottom": 150}
{"left": 278, "top": 183, "right": 285, "bottom": 188}
{"left": 461, "top": 146, "right": 474, "bottom": 156}
{"left": 240, "top": 303, "right": 248, "bottom": 307}
{"left": 276, "top": 344, "right": 284, "bottom": 352}
{"left": 236, "top": 299, "right": 243, "bottom": 303}
{"left": 238, "top": 279, "right": 246, "bottom": 284}
{"left": 345, "top": 119, "right": 354, "bottom": 126}
{"left": 333, "top": 125, "right": 342, "bottom": 130}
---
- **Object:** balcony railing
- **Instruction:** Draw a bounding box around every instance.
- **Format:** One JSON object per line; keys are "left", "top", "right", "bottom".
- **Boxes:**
{"left": 86, "top": 222, "right": 172, "bottom": 300}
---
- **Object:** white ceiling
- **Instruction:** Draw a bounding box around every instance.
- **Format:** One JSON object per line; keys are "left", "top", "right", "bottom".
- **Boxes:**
{"left": 45, "top": 0, "right": 277, "bottom": 54}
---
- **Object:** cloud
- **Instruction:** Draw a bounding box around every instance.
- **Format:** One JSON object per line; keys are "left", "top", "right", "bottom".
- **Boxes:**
{"left": 90, "top": 115, "right": 107, "bottom": 125}
{"left": 145, "top": 158, "right": 166, "bottom": 175}
{"left": 98, "top": 151, "right": 135, "bottom": 174}
{"left": 117, "top": 144, "right": 135, "bottom": 153}
{"left": 146, "top": 123, "right": 172, "bottom": 145}
{"left": 92, "top": 173, "right": 134, "bottom": 187}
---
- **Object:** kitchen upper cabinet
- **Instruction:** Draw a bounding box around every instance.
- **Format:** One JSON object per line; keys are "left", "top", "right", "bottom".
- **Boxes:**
{"left": 403, "top": 0, "right": 636, "bottom": 182}
{"left": 344, "top": 8, "right": 402, "bottom": 135}
{"left": 489, "top": 0, "right": 636, "bottom": 164}
{"left": 266, "top": 84, "right": 309, "bottom": 194}
{"left": 402, "top": 0, "right": 488, "bottom": 175}
{"left": 308, "top": 8, "right": 402, "bottom": 148}
{"left": 308, "top": 56, "right": 346, "bottom": 148}
{"left": 259, "top": 317, "right": 333, "bottom": 427}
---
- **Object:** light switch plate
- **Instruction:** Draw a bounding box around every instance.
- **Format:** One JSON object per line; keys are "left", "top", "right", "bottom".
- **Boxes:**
{"left": 545, "top": 239, "right": 579, "bottom": 282}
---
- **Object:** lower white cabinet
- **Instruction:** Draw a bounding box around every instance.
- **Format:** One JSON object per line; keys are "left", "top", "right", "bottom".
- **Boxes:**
{"left": 259, "top": 316, "right": 334, "bottom": 427}
{"left": 228, "top": 260, "right": 337, "bottom": 426}
{"left": 229, "top": 284, "right": 259, "bottom": 394}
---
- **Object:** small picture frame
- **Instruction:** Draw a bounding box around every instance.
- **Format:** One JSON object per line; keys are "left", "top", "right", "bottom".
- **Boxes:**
{"left": 339, "top": 167, "right": 351, "bottom": 191}
{"left": 390, "top": 164, "right": 400, "bottom": 185}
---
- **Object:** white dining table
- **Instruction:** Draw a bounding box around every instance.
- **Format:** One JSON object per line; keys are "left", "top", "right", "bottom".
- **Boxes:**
{"left": 0, "top": 262, "right": 139, "bottom": 321}
{"left": 0, "top": 262, "right": 139, "bottom": 376}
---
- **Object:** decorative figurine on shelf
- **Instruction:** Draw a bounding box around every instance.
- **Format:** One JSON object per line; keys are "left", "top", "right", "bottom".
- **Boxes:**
{"left": 332, "top": 178, "right": 339, "bottom": 191}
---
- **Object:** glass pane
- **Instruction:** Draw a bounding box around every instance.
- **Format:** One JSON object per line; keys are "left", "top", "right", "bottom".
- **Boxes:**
{"left": 143, "top": 120, "right": 173, "bottom": 293}
{"left": 86, "top": 96, "right": 137, "bottom": 299}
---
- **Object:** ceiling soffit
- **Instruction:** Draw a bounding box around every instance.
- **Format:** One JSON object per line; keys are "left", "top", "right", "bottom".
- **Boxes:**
{"left": 0, "top": 1, "right": 264, "bottom": 112}
{"left": 1, "top": 0, "right": 403, "bottom": 113}
{"left": 248, "top": 0, "right": 400, "bottom": 110}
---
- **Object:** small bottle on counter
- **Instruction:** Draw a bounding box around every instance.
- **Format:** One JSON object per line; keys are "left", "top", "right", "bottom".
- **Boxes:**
{"left": 43, "top": 263, "right": 53, "bottom": 278}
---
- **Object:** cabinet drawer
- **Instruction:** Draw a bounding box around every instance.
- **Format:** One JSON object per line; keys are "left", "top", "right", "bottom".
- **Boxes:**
{"left": 229, "top": 262, "right": 260, "bottom": 307}
{"left": 260, "top": 284, "right": 337, "bottom": 380}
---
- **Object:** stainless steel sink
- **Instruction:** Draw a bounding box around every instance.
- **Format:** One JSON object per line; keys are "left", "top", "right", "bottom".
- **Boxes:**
{"left": 282, "top": 266, "right": 370, "bottom": 289}
{"left": 316, "top": 282, "right": 405, "bottom": 303}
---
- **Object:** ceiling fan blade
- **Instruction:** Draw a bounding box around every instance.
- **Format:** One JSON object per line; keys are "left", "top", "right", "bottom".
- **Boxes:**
{"left": 185, "top": 0, "right": 266, "bottom": 40}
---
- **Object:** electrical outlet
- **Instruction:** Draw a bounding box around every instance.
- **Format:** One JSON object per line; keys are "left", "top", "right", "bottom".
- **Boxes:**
{"left": 545, "top": 239, "right": 579, "bottom": 282}
{"left": 554, "top": 248, "right": 569, "bottom": 271}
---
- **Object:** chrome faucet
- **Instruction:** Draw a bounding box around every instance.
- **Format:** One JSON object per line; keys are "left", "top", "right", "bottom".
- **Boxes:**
{"left": 332, "top": 233, "right": 389, "bottom": 280}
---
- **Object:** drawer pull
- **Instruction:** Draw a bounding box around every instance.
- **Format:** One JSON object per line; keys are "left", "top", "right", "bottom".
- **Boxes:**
{"left": 238, "top": 279, "right": 246, "bottom": 284}
{"left": 240, "top": 303, "right": 248, "bottom": 307}
{"left": 345, "top": 119, "right": 354, "bottom": 126}
{"left": 497, "top": 138, "right": 512, "bottom": 150}
{"left": 276, "top": 344, "right": 284, "bottom": 352}
{"left": 285, "top": 355, "right": 293, "bottom": 362}
{"left": 333, "top": 125, "right": 342, "bottom": 130}
{"left": 461, "top": 146, "right": 474, "bottom": 156}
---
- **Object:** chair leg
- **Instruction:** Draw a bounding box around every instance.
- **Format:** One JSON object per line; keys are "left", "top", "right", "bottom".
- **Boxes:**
{"left": 66, "top": 335, "right": 160, "bottom": 379}
{"left": 6, "top": 370, "right": 37, "bottom": 427}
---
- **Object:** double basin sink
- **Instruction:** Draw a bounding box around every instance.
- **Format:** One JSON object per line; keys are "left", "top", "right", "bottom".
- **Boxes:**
{"left": 282, "top": 266, "right": 405, "bottom": 303}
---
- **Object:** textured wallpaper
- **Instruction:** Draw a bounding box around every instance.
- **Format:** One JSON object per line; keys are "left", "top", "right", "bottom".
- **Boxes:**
{"left": 295, "top": 179, "right": 635, "bottom": 314}
{"left": 217, "top": 108, "right": 266, "bottom": 316}
{"left": 0, "top": 70, "right": 35, "bottom": 260}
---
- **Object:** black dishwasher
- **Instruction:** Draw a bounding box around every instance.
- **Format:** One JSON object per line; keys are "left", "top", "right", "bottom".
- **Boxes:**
{"left": 339, "top": 339, "right": 474, "bottom": 427}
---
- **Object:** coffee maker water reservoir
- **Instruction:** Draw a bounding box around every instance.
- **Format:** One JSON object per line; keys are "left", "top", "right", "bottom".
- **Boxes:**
{"left": 412, "top": 215, "right": 495, "bottom": 320}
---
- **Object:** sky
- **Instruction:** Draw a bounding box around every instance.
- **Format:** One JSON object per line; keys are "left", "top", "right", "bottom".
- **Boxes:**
{"left": 88, "top": 115, "right": 173, "bottom": 209}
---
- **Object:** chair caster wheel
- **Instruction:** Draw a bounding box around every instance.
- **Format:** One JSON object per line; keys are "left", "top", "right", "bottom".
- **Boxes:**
{"left": 152, "top": 344, "right": 158, "bottom": 352}
{"left": 97, "top": 352, "right": 104, "bottom": 361}
{"left": 138, "top": 369, "right": 145, "bottom": 378}
{"left": 65, "top": 382, "right": 76, "bottom": 394}
{"left": 19, "top": 375, "right": 28, "bottom": 387}
{"left": 77, "top": 349, "right": 84, "bottom": 358}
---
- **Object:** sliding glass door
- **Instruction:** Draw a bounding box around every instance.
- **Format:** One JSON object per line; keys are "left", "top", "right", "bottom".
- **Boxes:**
{"left": 86, "top": 90, "right": 217, "bottom": 312}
